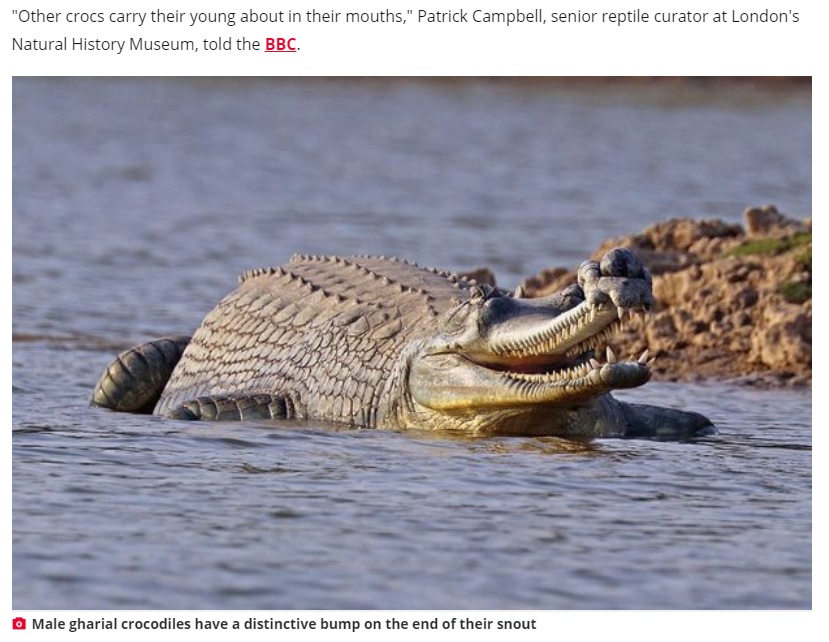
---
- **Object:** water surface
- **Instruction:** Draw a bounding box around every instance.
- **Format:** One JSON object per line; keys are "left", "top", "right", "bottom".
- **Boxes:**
{"left": 12, "top": 78, "right": 811, "bottom": 609}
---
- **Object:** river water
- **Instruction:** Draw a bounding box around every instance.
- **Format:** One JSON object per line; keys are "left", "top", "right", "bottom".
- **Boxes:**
{"left": 12, "top": 78, "right": 811, "bottom": 610}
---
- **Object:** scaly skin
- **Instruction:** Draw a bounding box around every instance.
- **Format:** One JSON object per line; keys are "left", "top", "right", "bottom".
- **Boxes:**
{"left": 91, "top": 250, "right": 715, "bottom": 439}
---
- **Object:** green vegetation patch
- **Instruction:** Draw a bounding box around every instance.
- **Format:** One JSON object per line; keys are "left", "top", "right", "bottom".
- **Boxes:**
{"left": 793, "top": 247, "right": 812, "bottom": 272}
{"left": 727, "top": 231, "right": 811, "bottom": 258}
{"left": 778, "top": 281, "right": 811, "bottom": 304}
{"left": 728, "top": 232, "right": 812, "bottom": 303}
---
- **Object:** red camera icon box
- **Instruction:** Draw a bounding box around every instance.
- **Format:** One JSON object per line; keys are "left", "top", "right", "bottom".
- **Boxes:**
{"left": 13, "top": 618, "right": 27, "bottom": 630}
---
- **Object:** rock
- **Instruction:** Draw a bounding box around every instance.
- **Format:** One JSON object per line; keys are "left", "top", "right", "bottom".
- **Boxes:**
{"left": 749, "top": 300, "right": 811, "bottom": 372}
{"left": 744, "top": 204, "right": 809, "bottom": 238}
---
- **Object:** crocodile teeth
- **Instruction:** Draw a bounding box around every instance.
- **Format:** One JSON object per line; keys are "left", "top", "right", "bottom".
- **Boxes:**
{"left": 606, "top": 346, "right": 617, "bottom": 364}
{"left": 617, "top": 306, "right": 625, "bottom": 321}
{"left": 590, "top": 358, "right": 601, "bottom": 369}
{"left": 513, "top": 285, "right": 525, "bottom": 299}
{"left": 637, "top": 349, "right": 650, "bottom": 364}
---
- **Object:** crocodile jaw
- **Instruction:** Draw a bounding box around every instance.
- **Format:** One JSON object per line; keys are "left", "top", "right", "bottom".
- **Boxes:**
{"left": 468, "top": 298, "right": 639, "bottom": 367}
{"left": 408, "top": 300, "right": 651, "bottom": 419}
{"left": 410, "top": 350, "right": 650, "bottom": 411}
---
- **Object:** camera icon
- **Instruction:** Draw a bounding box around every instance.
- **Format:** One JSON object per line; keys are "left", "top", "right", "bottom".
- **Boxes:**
{"left": 12, "top": 618, "right": 26, "bottom": 630}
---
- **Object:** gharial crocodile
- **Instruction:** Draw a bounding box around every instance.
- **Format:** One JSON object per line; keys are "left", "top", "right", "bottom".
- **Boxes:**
{"left": 91, "top": 249, "right": 716, "bottom": 439}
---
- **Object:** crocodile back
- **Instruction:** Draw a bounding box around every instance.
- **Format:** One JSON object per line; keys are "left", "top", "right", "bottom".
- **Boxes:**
{"left": 155, "top": 255, "right": 471, "bottom": 425}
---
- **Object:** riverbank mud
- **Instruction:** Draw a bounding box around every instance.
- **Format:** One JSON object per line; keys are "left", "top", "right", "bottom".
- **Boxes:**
{"left": 514, "top": 206, "right": 811, "bottom": 386}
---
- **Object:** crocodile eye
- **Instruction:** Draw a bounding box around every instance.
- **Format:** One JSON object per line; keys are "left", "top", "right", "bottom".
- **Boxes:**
{"left": 440, "top": 285, "right": 496, "bottom": 336}
{"left": 440, "top": 301, "right": 473, "bottom": 336}
{"left": 443, "top": 301, "right": 470, "bottom": 334}
{"left": 469, "top": 286, "right": 487, "bottom": 304}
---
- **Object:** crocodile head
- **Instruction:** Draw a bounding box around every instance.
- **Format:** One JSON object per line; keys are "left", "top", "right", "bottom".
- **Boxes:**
{"left": 399, "top": 248, "right": 680, "bottom": 436}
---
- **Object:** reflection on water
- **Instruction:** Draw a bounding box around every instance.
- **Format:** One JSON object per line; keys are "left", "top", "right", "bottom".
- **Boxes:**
{"left": 12, "top": 78, "right": 810, "bottom": 609}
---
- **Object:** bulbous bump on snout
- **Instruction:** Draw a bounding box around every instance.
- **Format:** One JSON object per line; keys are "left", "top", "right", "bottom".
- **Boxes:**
{"left": 600, "top": 247, "right": 647, "bottom": 279}
{"left": 577, "top": 248, "right": 653, "bottom": 310}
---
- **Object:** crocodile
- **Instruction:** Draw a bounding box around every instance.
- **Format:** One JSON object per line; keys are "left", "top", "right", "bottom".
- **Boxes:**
{"left": 91, "top": 249, "right": 716, "bottom": 439}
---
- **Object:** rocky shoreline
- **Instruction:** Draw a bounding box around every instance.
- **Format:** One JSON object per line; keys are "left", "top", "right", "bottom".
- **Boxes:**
{"left": 515, "top": 206, "right": 811, "bottom": 387}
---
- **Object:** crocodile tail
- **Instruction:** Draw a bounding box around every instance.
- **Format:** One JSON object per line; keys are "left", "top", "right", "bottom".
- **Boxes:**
{"left": 90, "top": 336, "right": 191, "bottom": 414}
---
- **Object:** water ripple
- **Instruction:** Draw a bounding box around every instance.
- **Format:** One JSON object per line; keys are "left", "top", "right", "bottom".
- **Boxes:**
{"left": 12, "top": 79, "right": 811, "bottom": 610}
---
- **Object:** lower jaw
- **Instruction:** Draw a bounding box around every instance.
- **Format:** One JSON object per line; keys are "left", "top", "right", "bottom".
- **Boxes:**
{"left": 441, "top": 399, "right": 623, "bottom": 438}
